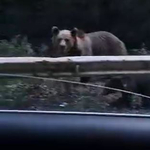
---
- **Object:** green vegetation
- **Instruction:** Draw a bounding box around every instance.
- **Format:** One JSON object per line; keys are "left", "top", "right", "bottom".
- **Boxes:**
{"left": 0, "top": 36, "right": 34, "bottom": 56}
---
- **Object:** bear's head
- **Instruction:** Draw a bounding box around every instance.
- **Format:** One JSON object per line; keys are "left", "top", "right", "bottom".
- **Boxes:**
{"left": 51, "top": 26, "right": 85, "bottom": 56}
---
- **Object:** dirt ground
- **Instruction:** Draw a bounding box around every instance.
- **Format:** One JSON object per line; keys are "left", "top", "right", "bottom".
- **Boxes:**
{"left": 0, "top": 76, "right": 149, "bottom": 115}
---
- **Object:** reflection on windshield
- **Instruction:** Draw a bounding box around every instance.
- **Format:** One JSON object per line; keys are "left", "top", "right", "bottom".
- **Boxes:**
{"left": 0, "top": 0, "right": 150, "bottom": 114}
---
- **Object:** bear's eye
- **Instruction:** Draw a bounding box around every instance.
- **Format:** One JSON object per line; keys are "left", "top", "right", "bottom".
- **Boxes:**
{"left": 65, "top": 39, "right": 69, "bottom": 42}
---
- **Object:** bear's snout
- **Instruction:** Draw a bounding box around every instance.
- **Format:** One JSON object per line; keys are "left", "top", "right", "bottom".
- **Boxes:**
{"left": 60, "top": 45, "right": 66, "bottom": 50}
{"left": 59, "top": 40, "right": 67, "bottom": 52}
{"left": 60, "top": 40, "right": 66, "bottom": 47}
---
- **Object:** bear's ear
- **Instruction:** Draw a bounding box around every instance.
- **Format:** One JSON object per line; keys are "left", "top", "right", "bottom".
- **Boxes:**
{"left": 71, "top": 27, "right": 78, "bottom": 38}
{"left": 51, "top": 26, "right": 59, "bottom": 36}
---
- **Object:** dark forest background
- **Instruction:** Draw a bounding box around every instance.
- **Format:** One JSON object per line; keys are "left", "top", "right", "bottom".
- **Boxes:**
{"left": 0, "top": 0, "right": 150, "bottom": 50}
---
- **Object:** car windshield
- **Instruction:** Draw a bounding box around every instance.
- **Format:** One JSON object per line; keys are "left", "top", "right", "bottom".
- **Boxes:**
{"left": 0, "top": 0, "right": 150, "bottom": 115}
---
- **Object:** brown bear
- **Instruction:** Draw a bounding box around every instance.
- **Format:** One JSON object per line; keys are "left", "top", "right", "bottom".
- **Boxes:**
{"left": 51, "top": 26, "right": 128, "bottom": 82}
